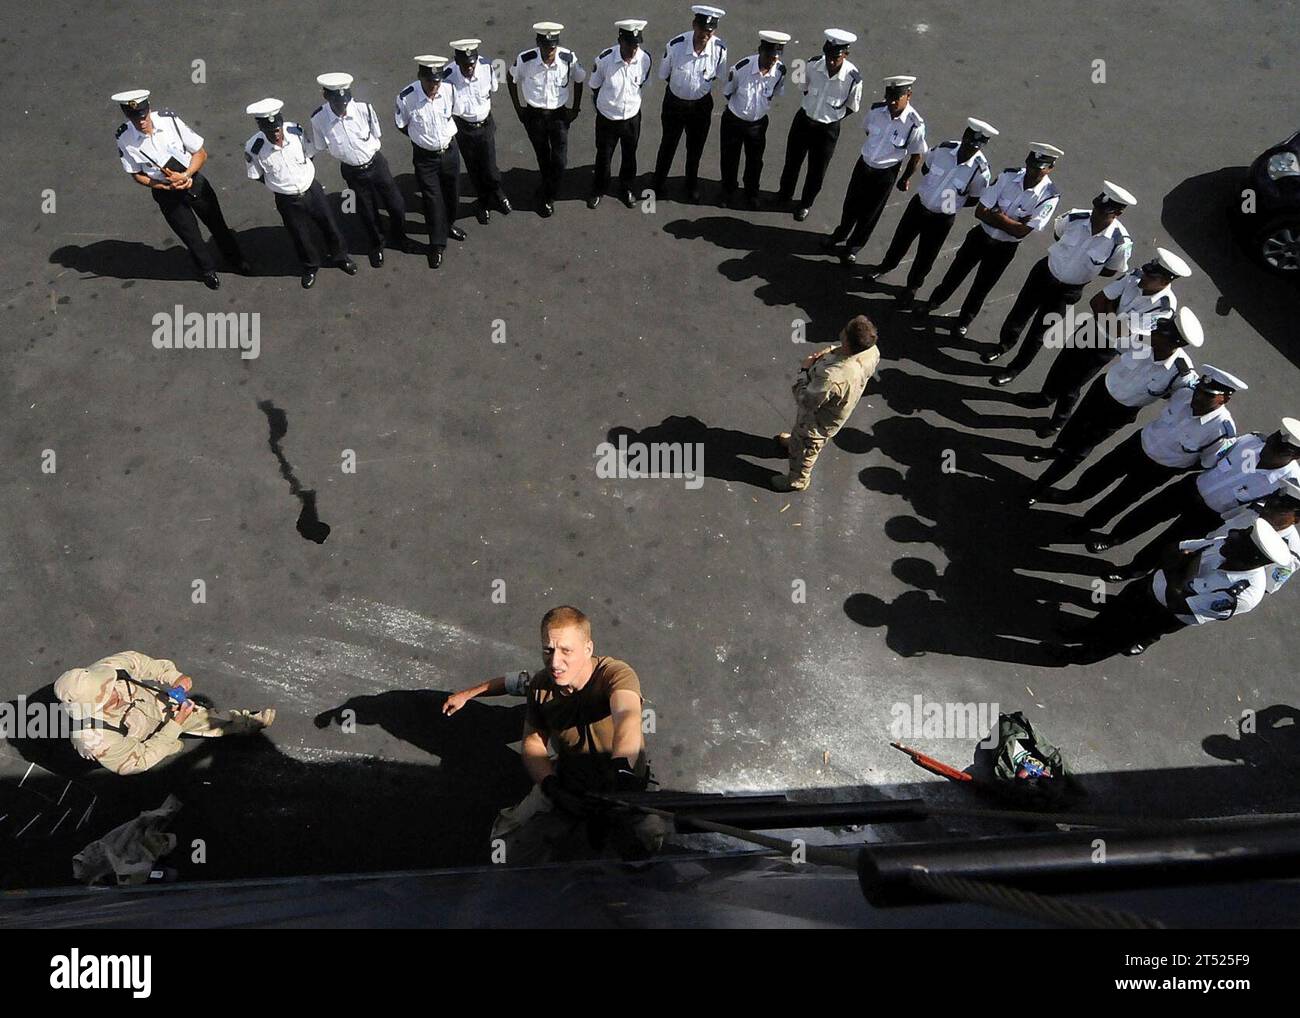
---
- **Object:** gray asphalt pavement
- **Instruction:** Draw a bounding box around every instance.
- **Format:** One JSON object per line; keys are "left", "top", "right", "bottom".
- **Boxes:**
{"left": 2, "top": 0, "right": 1298, "bottom": 887}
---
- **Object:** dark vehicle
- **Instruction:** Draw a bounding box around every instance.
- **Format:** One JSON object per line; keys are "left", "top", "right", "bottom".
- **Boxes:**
{"left": 1230, "top": 129, "right": 1300, "bottom": 277}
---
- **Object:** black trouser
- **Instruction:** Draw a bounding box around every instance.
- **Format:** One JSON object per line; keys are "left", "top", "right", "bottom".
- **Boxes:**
{"left": 654, "top": 90, "right": 713, "bottom": 188}
{"left": 411, "top": 140, "right": 460, "bottom": 248}
{"left": 998, "top": 258, "right": 1084, "bottom": 376}
{"left": 521, "top": 107, "right": 569, "bottom": 201}
{"left": 339, "top": 152, "right": 408, "bottom": 253}
{"left": 719, "top": 108, "right": 768, "bottom": 196}
{"left": 151, "top": 172, "right": 244, "bottom": 275}
{"left": 272, "top": 181, "right": 347, "bottom": 271}
{"left": 592, "top": 111, "right": 642, "bottom": 194}
{"left": 927, "top": 225, "right": 1020, "bottom": 325}
{"left": 1106, "top": 474, "right": 1221, "bottom": 562}
{"left": 453, "top": 114, "right": 504, "bottom": 204}
{"left": 778, "top": 109, "right": 841, "bottom": 207}
{"left": 1071, "top": 574, "right": 1185, "bottom": 658}
{"left": 1040, "top": 344, "right": 1118, "bottom": 426}
{"left": 877, "top": 194, "right": 956, "bottom": 291}
{"left": 1069, "top": 432, "right": 1182, "bottom": 530}
{"left": 830, "top": 159, "right": 899, "bottom": 254}
{"left": 1033, "top": 380, "right": 1141, "bottom": 493}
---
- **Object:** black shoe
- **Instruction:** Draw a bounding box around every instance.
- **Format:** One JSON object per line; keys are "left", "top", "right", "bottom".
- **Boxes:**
{"left": 1026, "top": 448, "right": 1051, "bottom": 463}
{"left": 587, "top": 194, "right": 602, "bottom": 209}
{"left": 1086, "top": 538, "right": 1113, "bottom": 554}
{"left": 428, "top": 248, "right": 443, "bottom": 269}
{"left": 448, "top": 226, "right": 467, "bottom": 242}
{"left": 1123, "top": 643, "right": 1149, "bottom": 657}
{"left": 475, "top": 204, "right": 491, "bottom": 225}
{"left": 1103, "top": 571, "right": 1130, "bottom": 583}
{"left": 820, "top": 234, "right": 841, "bottom": 251}
{"left": 539, "top": 201, "right": 554, "bottom": 218}
{"left": 338, "top": 259, "right": 358, "bottom": 275}
{"left": 1037, "top": 419, "right": 1064, "bottom": 439}
{"left": 953, "top": 319, "right": 971, "bottom": 337}
{"left": 496, "top": 194, "right": 512, "bottom": 215}
{"left": 989, "top": 372, "right": 1017, "bottom": 387}
{"left": 621, "top": 189, "right": 636, "bottom": 208}
{"left": 1023, "top": 494, "right": 1039, "bottom": 508}
{"left": 202, "top": 271, "right": 220, "bottom": 290}
{"left": 301, "top": 270, "right": 317, "bottom": 289}
{"left": 793, "top": 206, "right": 810, "bottom": 222}
{"left": 979, "top": 345, "right": 1009, "bottom": 364}
{"left": 839, "top": 250, "right": 857, "bottom": 265}
{"left": 368, "top": 250, "right": 384, "bottom": 268}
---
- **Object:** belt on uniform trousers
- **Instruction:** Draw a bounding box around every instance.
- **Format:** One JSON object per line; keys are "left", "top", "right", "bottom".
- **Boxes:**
{"left": 454, "top": 116, "right": 487, "bottom": 128}
{"left": 347, "top": 155, "right": 380, "bottom": 171}
{"left": 413, "top": 141, "right": 451, "bottom": 155}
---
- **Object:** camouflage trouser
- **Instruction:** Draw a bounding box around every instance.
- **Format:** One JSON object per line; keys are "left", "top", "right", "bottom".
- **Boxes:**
{"left": 785, "top": 408, "right": 836, "bottom": 490}
{"left": 490, "top": 783, "right": 669, "bottom": 866}
{"left": 177, "top": 706, "right": 269, "bottom": 737}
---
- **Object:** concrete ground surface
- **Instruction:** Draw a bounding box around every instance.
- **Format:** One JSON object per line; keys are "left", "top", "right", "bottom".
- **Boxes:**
{"left": 2, "top": 0, "right": 1298, "bottom": 898}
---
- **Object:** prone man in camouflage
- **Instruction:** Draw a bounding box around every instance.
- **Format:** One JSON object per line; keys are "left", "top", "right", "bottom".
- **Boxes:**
{"left": 53, "top": 651, "right": 276, "bottom": 776}
{"left": 774, "top": 314, "right": 881, "bottom": 491}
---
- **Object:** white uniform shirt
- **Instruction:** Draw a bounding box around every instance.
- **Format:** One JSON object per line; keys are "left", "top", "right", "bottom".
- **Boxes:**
{"left": 590, "top": 45, "right": 652, "bottom": 120}
{"left": 1104, "top": 347, "right": 1195, "bottom": 408}
{"left": 117, "top": 111, "right": 203, "bottom": 180}
{"left": 1196, "top": 434, "right": 1300, "bottom": 515}
{"left": 394, "top": 80, "right": 458, "bottom": 151}
{"left": 1212, "top": 511, "right": 1300, "bottom": 594}
{"left": 798, "top": 56, "right": 862, "bottom": 124}
{"left": 1139, "top": 386, "right": 1236, "bottom": 469}
{"left": 445, "top": 58, "right": 498, "bottom": 123}
{"left": 1152, "top": 538, "right": 1268, "bottom": 625}
{"left": 244, "top": 123, "right": 316, "bottom": 195}
{"left": 722, "top": 54, "right": 786, "bottom": 122}
{"left": 659, "top": 31, "right": 727, "bottom": 101}
{"left": 916, "top": 140, "right": 991, "bottom": 215}
{"left": 1047, "top": 210, "right": 1133, "bottom": 286}
{"left": 309, "top": 99, "right": 382, "bottom": 166}
{"left": 858, "top": 102, "right": 927, "bottom": 169}
{"left": 509, "top": 46, "right": 586, "bottom": 109}
{"left": 978, "top": 167, "right": 1060, "bottom": 243}
{"left": 1101, "top": 270, "right": 1177, "bottom": 339}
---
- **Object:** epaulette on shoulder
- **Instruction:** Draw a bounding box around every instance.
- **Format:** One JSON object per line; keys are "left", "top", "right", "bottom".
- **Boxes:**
{"left": 520, "top": 49, "right": 538, "bottom": 62}
{"left": 600, "top": 46, "right": 613, "bottom": 59}
{"left": 938, "top": 139, "right": 958, "bottom": 149}
{"left": 870, "top": 100, "right": 886, "bottom": 109}
{"left": 478, "top": 55, "right": 491, "bottom": 65}
{"left": 1066, "top": 210, "right": 1089, "bottom": 220}
{"left": 560, "top": 50, "right": 573, "bottom": 64}
{"left": 670, "top": 33, "right": 685, "bottom": 46}
{"left": 157, "top": 108, "right": 177, "bottom": 117}
{"left": 251, "top": 136, "right": 265, "bottom": 154}
{"left": 735, "top": 56, "right": 750, "bottom": 69}
{"left": 1002, "top": 166, "right": 1019, "bottom": 174}
{"left": 848, "top": 68, "right": 861, "bottom": 83}
{"left": 399, "top": 83, "right": 415, "bottom": 98}
{"left": 114, "top": 122, "right": 128, "bottom": 138}
{"left": 312, "top": 104, "right": 324, "bottom": 118}
{"left": 441, "top": 65, "right": 455, "bottom": 79}
{"left": 714, "top": 36, "right": 725, "bottom": 49}
{"left": 776, "top": 62, "right": 787, "bottom": 76}
{"left": 286, "top": 123, "right": 303, "bottom": 136}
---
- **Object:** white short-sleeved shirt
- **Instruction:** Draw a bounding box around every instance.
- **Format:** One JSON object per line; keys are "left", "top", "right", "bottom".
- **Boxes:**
{"left": 1101, "top": 271, "right": 1177, "bottom": 339}
{"left": 117, "top": 111, "right": 203, "bottom": 180}
{"left": 1104, "top": 347, "right": 1195, "bottom": 408}
{"left": 394, "top": 80, "right": 458, "bottom": 151}
{"left": 978, "top": 167, "right": 1060, "bottom": 243}
{"left": 590, "top": 45, "right": 652, "bottom": 120}
{"left": 798, "top": 56, "right": 862, "bottom": 124}
{"left": 244, "top": 123, "right": 316, "bottom": 195}
{"left": 1139, "top": 386, "right": 1236, "bottom": 469}
{"left": 659, "top": 30, "right": 727, "bottom": 101}
{"left": 916, "top": 141, "right": 990, "bottom": 214}
{"left": 722, "top": 54, "right": 786, "bottom": 122}
{"left": 309, "top": 99, "right": 382, "bottom": 166}
{"left": 1211, "top": 511, "right": 1300, "bottom": 594}
{"left": 1152, "top": 538, "right": 1268, "bottom": 625}
{"left": 445, "top": 58, "right": 498, "bottom": 123}
{"left": 1196, "top": 434, "right": 1300, "bottom": 515}
{"left": 858, "top": 102, "right": 927, "bottom": 169}
{"left": 509, "top": 47, "right": 586, "bottom": 109}
{"left": 1048, "top": 210, "right": 1133, "bottom": 286}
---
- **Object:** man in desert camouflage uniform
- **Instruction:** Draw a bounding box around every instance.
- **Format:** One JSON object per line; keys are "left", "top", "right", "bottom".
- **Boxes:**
{"left": 774, "top": 314, "right": 881, "bottom": 491}
{"left": 53, "top": 650, "right": 275, "bottom": 776}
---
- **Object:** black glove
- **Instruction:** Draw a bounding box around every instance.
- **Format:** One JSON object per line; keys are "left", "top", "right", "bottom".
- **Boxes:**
{"left": 541, "top": 774, "right": 591, "bottom": 816}
{"left": 611, "top": 757, "right": 649, "bottom": 793}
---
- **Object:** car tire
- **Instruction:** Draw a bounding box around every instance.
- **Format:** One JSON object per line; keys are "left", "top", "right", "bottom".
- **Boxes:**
{"left": 1254, "top": 215, "right": 1300, "bottom": 276}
